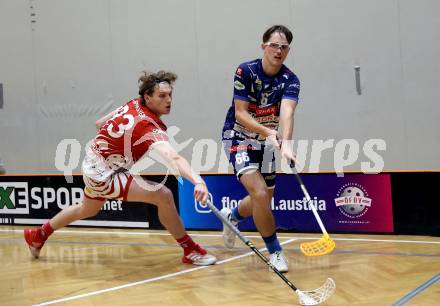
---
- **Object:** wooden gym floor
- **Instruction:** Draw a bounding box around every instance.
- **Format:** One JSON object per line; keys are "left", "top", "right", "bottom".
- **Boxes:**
{"left": 0, "top": 226, "right": 439, "bottom": 306}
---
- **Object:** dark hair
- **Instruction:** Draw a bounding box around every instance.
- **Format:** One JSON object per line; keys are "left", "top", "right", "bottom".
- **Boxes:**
{"left": 262, "top": 25, "right": 293, "bottom": 44}
{"left": 138, "top": 70, "right": 178, "bottom": 104}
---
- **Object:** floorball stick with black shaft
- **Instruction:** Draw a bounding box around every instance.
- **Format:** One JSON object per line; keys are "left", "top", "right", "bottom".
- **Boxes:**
{"left": 205, "top": 200, "right": 335, "bottom": 305}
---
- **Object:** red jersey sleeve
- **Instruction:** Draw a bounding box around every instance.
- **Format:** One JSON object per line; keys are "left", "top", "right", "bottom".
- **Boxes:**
{"left": 131, "top": 120, "right": 169, "bottom": 160}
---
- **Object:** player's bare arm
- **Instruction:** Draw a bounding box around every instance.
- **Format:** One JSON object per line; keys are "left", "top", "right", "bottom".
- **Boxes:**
{"left": 95, "top": 109, "right": 119, "bottom": 130}
{"left": 279, "top": 99, "right": 298, "bottom": 162}
{"left": 234, "top": 99, "right": 280, "bottom": 148}
{"left": 151, "top": 141, "right": 209, "bottom": 203}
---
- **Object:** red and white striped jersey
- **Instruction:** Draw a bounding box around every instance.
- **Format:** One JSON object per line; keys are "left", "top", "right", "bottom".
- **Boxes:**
{"left": 88, "top": 98, "right": 168, "bottom": 176}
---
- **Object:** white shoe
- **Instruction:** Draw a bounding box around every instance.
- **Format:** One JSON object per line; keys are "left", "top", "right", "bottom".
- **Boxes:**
{"left": 182, "top": 245, "right": 217, "bottom": 266}
{"left": 269, "top": 251, "right": 289, "bottom": 273}
{"left": 185, "top": 252, "right": 218, "bottom": 266}
{"left": 220, "top": 207, "right": 238, "bottom": 249}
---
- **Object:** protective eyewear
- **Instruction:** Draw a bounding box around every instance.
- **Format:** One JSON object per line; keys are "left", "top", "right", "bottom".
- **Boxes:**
{"left": 264, "top": 42, "right": 290, "bottom": 51}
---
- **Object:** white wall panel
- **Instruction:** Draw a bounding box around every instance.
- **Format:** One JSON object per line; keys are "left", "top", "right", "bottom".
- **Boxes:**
{"left": 0, "top": 0, "right": 39, "bottom": 172}
{"left": 31, "top": 0, "right": 113, "bottom": 171}
{"left": 292, "top": 0, "right": 405, "bottom": 171}
{"left": 398, "top": 0, "right": 440, "bottom": 169}
{"left": 0, "top": 0, "right": 439, "bottom": 172}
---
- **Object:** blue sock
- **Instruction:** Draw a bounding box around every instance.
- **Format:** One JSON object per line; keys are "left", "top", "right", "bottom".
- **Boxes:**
{"left": 262, "top": 232, "right": 282, "bottom": 254}
{"left": 231, "top": 206, "right": 245, "bottom": 222}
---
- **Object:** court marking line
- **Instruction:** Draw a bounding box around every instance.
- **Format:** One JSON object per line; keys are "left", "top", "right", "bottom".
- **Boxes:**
{"left": 1, "top": 228, "right": 439, "bottom": 244}
{"left": 320, "top": 237, "right": 440, "bottom": 244}
{"left": 391, "top": 272, "right": 440, "bottom": 305}
{"left": 1, "top": 238, "right": 439, "bottom": 258}
{"left": 33, "top": 238, "right": 296, "bottom": 305}
{"left": 327, "top": 249, "right": 440, "bottom": 258}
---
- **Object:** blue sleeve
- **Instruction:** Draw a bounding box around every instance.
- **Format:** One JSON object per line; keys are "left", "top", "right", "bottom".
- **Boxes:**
{"left": 282, "top": 74, "right": 300, "bottom": 102}
{"left": 233, "top": 64, "right": 252, "bottom": 102}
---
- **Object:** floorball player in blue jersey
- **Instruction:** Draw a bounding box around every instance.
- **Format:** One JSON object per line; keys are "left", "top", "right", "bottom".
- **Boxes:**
{"left": 221, "top": 25, "right": 300, "bottom": 273}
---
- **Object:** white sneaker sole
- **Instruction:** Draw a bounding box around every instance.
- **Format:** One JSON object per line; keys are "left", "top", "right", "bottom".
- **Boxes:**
{"left": 270, "top": 265, "right": 289, "bottom": 273}
{"left": 192, "top": 254, "right": 218, "bottom": 266}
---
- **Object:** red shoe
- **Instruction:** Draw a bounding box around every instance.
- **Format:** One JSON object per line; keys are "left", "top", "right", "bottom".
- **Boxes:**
{"left": 24, "top": 228, "right": 46, "bottom": 259}
{"left": 181, "top": 244, "right": 217, "bottom": 266}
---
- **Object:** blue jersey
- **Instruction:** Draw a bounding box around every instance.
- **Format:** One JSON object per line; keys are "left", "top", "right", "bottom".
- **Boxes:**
{"left": 222, "top": 58, "right": 300, "bottom": 139}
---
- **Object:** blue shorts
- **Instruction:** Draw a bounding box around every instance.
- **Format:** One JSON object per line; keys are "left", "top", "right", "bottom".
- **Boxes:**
{"left": 222, "top": 131, "right": 276, "bottom": 188}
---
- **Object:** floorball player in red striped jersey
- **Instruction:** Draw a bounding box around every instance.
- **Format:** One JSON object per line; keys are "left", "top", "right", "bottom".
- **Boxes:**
{"left": 24, "top": 70, "right": 217, "bottom": 266}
